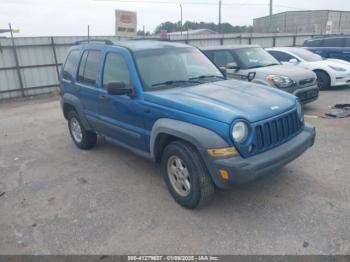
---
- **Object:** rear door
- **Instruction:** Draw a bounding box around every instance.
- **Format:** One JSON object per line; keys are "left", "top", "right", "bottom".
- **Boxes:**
{"left": 75, "top": 49, "right": 103, "bottom": 130}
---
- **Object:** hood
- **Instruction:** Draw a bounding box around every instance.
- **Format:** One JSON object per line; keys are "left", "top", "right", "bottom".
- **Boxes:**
{"left": 144, "top": 79, "right": 296, "bottom": 124}
{"left": 254, "top": 64, "right": 315, "bottom": 80}
{"left": 316, "top": 59, "right": 350, "bottom": 69}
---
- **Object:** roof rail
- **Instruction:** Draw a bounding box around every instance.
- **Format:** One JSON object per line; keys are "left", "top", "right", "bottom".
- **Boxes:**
{"left": 74, "top": 39, "right": 114, "bottom": 45}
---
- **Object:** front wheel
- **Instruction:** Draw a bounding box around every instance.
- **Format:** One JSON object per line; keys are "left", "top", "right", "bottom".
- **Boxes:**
{"left": 315, "top": 70, "right": 331, "bottom": 90}
{"left": 161, "top": 140, "right": 215, "bottom": 209}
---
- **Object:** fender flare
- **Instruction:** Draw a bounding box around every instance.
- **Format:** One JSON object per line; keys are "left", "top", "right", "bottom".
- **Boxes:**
{"left": 61, "top": 93, "right": 92, "bottom": 130}
{"left": 149, "top": 118, "right": 229, "bottom": 160}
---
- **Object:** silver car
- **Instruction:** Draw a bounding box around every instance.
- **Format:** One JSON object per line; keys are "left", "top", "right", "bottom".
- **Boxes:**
{"left": 202, "top": 45, "right": 319, "bottom": 104}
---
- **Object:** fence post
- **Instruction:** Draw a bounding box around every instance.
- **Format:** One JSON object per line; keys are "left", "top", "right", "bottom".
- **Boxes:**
{"left": 51, "top": 37, "right": 60, "bottom": 82}
{"left": 9, "top": 23, "right": 25, "bottom": 97}
{"left": 272, "top": 35, "right": 276, "bottom": 47}
{"left": 292, "top": 35, "right": 297, "bottom": 47}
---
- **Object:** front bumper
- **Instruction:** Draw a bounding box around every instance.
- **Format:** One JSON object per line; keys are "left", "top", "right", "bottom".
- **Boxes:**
{"left": 293, "top": 85, "right": 319, "bottom": 104}
{"left": 204, "top": 123, "right": 316, "bottom": 189}
{"left": 331, "top": 71, "right": 350, "bottom": 86}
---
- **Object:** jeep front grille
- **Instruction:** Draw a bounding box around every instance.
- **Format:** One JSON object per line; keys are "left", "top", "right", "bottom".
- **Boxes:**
{"left": 254, "top": 110, "right": 303, "bottom": 152}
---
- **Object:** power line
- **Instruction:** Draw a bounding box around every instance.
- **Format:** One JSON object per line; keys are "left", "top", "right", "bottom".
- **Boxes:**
{"left": 94, "top": 0, "right": 307, "bottom": 10}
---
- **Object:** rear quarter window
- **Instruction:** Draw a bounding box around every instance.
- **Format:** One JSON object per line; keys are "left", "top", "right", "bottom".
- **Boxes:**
{"left": 61, "top": 50, "right": 80, "bottom": 80}
{"left": 304, "top": 39, "right": 323, "bottom": 47}
{"left": 322, "top": 38, "right": 344, "bottom": 47}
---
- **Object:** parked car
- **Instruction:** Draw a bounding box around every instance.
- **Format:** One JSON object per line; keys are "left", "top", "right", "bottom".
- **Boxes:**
{"left": 202, "top": 45, "right": 319, "bottom": 104}
{"left": 303, "top": 36, "right": 350, "bottom": 62}
{"left": 59, "top": 40, "right": 315, "bottom": 209}
{"left": 267, "top": 47, "right": 350, "bottom": 90}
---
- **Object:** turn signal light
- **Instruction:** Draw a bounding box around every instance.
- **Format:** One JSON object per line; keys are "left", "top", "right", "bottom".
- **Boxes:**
{"left": 219, "top": 169, "right": 230, "bottom": 180}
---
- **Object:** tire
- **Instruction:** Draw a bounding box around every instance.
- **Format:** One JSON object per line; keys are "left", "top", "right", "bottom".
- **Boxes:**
{"left": 315, "top": 70, "right": 330, "bottom": 90}
{"left": 161, "top": 140, "right": 215, "bottom": 209}
{"left": 67, "top": 111, "right": 97, "bottom": 150}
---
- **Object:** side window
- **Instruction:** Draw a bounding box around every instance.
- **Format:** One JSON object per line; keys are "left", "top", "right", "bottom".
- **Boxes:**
{"left": 322, "top": 38, "right": 344, "bottom": 47}
{"left": 62, "top": 50, "right": 80, "bottom": 80}
{"left": 268, "top": 51, "right": 295, "bottom": 62}
{"left": 345, "top": 38, "right": 350, "bottom": 47}
{"left": 102, "top": 53, "right": 131, "bottom": 88}
{"left": 203, "top": 51, "right": 214, "bottom": 61}
{"left": 77, "top": 50, "right": 101, "bottom": 86}
{"left": 212, "top": 50, "right": 236, "bottom": 67}
{"left": 305, "top": 39, "right": 322, "bottom": 47}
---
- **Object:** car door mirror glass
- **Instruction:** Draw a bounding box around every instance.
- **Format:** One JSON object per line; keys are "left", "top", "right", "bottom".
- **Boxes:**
{"left": 107, "top": 82, "right": 132, "bottom": 96}
{"left": 289, "top": 58, "right": 299, "bottom": 64}
{"left": 226, "top": 62, "right": 239, "bottom": 70}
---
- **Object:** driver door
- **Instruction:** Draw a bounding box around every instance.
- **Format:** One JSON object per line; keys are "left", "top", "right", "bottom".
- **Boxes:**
{"left": 96, "top": 51, "right": 146, "bottom": 151}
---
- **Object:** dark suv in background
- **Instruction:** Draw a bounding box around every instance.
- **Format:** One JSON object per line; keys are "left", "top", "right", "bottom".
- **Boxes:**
{"left": 303, "top": 36, "right": 350, "bottom": 62}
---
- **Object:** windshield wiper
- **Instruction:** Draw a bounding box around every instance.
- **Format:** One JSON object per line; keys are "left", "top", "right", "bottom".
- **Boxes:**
{"left": 247, "top": 63, "right": 279, "bottom": 69}
{"left": 189, "top": 75, "right": 225, "bottom": 80}
{"left": 151, "top": 79, "right": 201, "bottom": 87}
{"left": 264, "top": 63, "right": 280, "bottom": 67}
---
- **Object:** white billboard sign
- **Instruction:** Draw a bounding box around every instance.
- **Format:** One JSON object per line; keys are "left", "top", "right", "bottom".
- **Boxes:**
{"left": 115, "top": 10, "right": 137, "bottom": 37}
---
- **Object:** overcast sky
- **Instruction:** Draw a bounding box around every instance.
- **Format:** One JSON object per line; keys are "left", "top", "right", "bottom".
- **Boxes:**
{"left": 0, "top": 0, "right": 349, "bottom": 36}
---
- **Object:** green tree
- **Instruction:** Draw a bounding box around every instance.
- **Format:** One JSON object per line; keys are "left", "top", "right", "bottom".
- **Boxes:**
{"left": 154, "top": 21, "right": 252, "bottom": 34}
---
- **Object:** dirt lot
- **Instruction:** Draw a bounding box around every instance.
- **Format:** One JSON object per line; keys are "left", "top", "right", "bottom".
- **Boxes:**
{"left": 0, "top": 87, "right": 349, "bottom": 255}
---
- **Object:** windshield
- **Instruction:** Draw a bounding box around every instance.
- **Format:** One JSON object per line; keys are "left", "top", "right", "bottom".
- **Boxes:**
{"left": 290, "top": 48, "right": 323, "bottom": 62}
{"left": 234, "top": 47, "right": 280, "bottom": 69}
{"left": 134, "top": 47, "right": 224, "bottom": 90}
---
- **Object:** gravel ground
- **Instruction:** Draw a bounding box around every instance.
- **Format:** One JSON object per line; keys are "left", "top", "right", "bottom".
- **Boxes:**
{"left": 0, "top": 87, "right": 349, "bottom": 255}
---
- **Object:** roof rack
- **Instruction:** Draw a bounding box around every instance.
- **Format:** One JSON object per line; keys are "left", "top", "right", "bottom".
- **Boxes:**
{"left": 74, "top": 39, "right": 114, "bottom": 45}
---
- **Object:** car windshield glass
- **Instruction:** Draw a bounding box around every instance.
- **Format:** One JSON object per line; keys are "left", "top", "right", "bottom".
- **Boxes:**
{"left": 234, "top": 47, "right": 280, "bottom": 69}
{"left": 289, "top": 48, "right": 323, "bottom": 62}
{"left": 134, "top": 47, "right": 224, "bottom": 90}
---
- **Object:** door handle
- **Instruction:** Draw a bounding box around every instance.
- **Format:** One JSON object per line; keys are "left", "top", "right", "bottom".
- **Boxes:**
{"left": 98, "top": 94, "right": 109, "bottom": 101}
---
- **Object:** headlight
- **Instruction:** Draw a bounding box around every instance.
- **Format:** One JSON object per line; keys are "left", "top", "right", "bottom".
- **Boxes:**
{"left": 266, "top": 75, "right": 295, "bottom": 88}
{"left": 232, "top": 121, "right": 248, "bottom": 143}
{"left": 296, "top": 101, "right": 303, "bottom": 121}
{"left": 328, "top": 65, "right": 346, "bottom": 72}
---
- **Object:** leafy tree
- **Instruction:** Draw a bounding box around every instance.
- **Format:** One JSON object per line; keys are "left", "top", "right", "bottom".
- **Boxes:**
{"left": 137, "top": 30, "right": 150, "bottom": 36}
{"left": 154, "top": 21, "right": 252, "bottom": 34}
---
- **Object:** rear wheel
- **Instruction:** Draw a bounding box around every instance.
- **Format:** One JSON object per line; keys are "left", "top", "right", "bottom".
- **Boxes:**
{"left": 67, "top": 111, "right": 97, "bottom": 150}
{"left": 315, "top": 70, "right": 330, "bottom": 90}
{"left": 161, "top": 140, "right": 215, "bottom": 209}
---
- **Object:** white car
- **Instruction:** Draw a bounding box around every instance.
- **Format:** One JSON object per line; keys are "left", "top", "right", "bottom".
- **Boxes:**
{"left": 266, "top": 47, "right": 350, "bottom": 90}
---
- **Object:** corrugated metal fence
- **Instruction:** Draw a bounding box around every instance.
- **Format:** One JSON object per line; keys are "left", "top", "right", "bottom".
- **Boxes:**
{"left": 0, "top": 32, "right": 330, "bottom": 99}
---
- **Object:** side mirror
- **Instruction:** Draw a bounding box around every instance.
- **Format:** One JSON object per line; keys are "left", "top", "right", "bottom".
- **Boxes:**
{"left": 289, "top": 58, "right": 299, "bottom": 64}
{"left": 107, "top": 82, "right": 133, "bottom": 96}
{"left": 247, "top": 72, "right": 256, "bottom": 82}
{"left": 226, "top": 62, "right": 239, "bottom": 71}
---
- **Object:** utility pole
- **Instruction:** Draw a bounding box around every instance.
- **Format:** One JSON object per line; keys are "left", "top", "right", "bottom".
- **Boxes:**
{"left": 219, "top": 0, "right": 222, "bottom": 33}
{"left": 269, "top": 0, "right": 273, "bottom": 33}
{"left": 179, "top": 4, "right": 183, "bottom": 35}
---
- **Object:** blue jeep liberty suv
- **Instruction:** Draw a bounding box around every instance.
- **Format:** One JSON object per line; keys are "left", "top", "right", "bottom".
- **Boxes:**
{"left": 59, "top": 40, "right": 316, "bottom": 209}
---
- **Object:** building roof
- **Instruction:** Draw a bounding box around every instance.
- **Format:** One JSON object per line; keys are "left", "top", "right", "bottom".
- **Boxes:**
{"left": 254, "top": 10, "right": 350, "bottom": 20}
{"left": 201, "top": 44, "right": 260, "bottom": 51}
